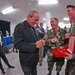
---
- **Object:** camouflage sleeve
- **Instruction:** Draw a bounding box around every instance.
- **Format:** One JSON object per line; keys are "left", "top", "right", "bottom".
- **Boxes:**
{"left": 43, "top": 34, "right": 50, "bottom": 46}
{"left": 43, "top": 31, "right": 52, "bottom": 46}
{"left": 43, "top": 34, "right": 48, "bottom": 40}
{"left": 61, "top": 39, "right": 68, "bottom": 48}
{"left": 60, "top": 29, "right": 68, "bottom": 48}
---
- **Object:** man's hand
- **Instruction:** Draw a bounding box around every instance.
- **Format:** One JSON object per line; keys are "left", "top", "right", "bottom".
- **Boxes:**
{"left": 36, "top": 39, "right": 45, "bottom": 48}
{"left": 0, "top": 41, "right": 3, "bottom": 46}
{"left": 65, "top": 33, "right": 70, "bottom": 39}
{"left": 59, "top": 46, "right": 63, "bottom": 49}
{"left": 51, "top": 37, "right": 59, "bottom": 43}
{"left": 65, "top": 53, "right": 73, "bottom": 60}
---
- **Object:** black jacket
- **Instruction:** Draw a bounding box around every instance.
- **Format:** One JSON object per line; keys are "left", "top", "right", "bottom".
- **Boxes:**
{"left": 14, "top": 21, "right": 39, "bottom": 67}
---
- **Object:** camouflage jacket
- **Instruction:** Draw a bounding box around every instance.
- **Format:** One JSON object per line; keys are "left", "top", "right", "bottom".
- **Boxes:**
{"left": 69, "top": 22, "right": 75, "bottom": 34}
{"left": 44, "top": 27, "right": 68, "bottom": 50}
{"left": 43, "top": 27, "right": 68, "bottom": 61}
{"left": 69, "top": 22, "right": 75, "bottom": 61}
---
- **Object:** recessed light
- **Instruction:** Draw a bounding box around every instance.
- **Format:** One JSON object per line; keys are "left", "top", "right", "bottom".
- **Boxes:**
{"left": 38, "top": 0, "right": 58, "bottom": 5}
{"left": 1, "top": 6, "right": 15, "bottom": 14}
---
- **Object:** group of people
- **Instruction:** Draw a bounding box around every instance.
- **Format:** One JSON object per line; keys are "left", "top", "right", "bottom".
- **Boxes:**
{"left": 1, "top": 4, "right": 73, "bottom": 75}
{"left": 0, "top": 31, "right": 15, "bottom": 74}
{"left": 13, "top": 4, "right": 75, "bottom": 75}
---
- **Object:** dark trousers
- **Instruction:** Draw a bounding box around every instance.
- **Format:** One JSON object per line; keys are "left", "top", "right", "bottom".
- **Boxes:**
{"left": 0, "top": 47, "right": 10, "bottom": 67}
{"left": 0, "top": 57, "right": 4, "bottom": 71}
{"left": 21, "top": 66, "right": 37, "bottom": 75}
{"left": 48, "top": 57, "right": 65, "bottom": 72}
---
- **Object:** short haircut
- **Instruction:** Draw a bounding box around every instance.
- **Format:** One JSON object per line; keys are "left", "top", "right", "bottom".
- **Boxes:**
{"left": 27, "top": 9, "right": 39, "bottom": 17}
{"left": 51, "top": 17, "right": 58, "bottom": 22}
{"left": 66, "top": 5, "right": 75, "bottom": 9}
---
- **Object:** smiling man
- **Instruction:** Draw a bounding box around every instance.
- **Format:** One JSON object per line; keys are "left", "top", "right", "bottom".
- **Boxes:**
{"left": 43, "top": 17, "right": 68, "bottom": 75}
{"left": 14, "top": 9, "right": 45, "bottom": 75}
{"left": 65, "top": 5, "right": 75, "bottom": 75}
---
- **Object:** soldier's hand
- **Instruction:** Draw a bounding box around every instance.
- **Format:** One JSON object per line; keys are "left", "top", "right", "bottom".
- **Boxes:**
{"left": 59, "top": 46, "right": 63, "bottom": 49}
{"left": 65, "top": 33, "right": 70, "bottom": 39}
{"left": 51, "top": 37, "right": 59, "bottom": 43}
{"left": 65, "top": 53, "right": 73, "bottom": 60}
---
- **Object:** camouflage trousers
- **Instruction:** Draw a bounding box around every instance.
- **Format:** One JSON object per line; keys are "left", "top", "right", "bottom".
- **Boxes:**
{"left": 47, "top": 56, "right": 65, "bottom": 72}
{"left": 65, "top": 60, "right": 75, "bottom": 75}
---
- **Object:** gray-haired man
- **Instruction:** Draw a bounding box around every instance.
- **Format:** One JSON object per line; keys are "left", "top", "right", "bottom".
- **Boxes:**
{"left": 14, "top": 9, "right": 45, "bottom": 75}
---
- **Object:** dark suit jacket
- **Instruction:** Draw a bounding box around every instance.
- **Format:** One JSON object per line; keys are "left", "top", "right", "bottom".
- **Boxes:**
{"left": 14, "top": 21, "right": 39, "bottom": 67}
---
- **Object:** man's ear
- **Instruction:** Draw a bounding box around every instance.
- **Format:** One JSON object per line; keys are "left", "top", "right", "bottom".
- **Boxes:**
{"left": 27, "top": 16, "right": 30, "bottom": 20}
{"left": 27, "top": 15, "right": 29, "bottom": 19}
{"left": 27, "top": 16, "right": 32, "bottom": 20}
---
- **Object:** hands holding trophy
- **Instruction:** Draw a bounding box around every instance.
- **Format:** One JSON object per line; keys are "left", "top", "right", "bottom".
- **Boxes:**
{"left": 53, "top": 34, "right": 75, "bottom": 58}
{"left": 36, "top": 39, "right": 45, "bottom": 48}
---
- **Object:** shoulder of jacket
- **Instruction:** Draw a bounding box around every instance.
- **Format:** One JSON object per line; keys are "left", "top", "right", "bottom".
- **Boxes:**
{"left": 47, "top": 29, "right": 52, "bottom": 34}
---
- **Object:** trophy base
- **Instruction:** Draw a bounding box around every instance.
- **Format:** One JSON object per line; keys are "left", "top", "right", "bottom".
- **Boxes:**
{"left": 53, "top": 48, "right": 72, "bottom": 58}
{"left": 53, "top": 34, "right": 75, "bottom": 58}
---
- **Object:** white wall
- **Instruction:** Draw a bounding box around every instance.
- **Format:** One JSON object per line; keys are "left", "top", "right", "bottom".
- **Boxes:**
{"left": 10, "top": 23, "right": 17, "bottom": 36}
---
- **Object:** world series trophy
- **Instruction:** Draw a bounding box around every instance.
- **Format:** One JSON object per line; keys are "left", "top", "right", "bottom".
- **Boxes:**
{"left": 53, "top": 34, "right": 75, "bottom": 58}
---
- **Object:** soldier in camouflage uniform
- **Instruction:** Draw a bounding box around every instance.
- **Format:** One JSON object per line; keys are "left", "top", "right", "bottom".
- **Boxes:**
{"left": 43, "top": 17, "right": 68, "bottom": 75}
{"left": 65, "top": 5, "right": 75, "bottom": 75}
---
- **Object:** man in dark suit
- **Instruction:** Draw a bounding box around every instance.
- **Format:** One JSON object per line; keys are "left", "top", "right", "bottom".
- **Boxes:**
{"left": 14, "top": 9, "right": 45, "bottom": 75}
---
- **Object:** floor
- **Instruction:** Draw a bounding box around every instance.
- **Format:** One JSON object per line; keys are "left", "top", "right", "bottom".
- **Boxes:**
{"left": 0, "top": 51, "right": 67, "bottom": 75}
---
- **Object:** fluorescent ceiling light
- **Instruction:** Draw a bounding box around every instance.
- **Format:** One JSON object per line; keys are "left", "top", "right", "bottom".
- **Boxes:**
{"left": 38, "top": 0, "right": 58, "bottom": 5}
{"left": 43, "top": 18, "right": 46, "bottom": 21}
{"left": 63, "top": 18, "right": 69, "bottom": 21}
{"left": 1, "top": 6, "right": 15, "bottom": 14}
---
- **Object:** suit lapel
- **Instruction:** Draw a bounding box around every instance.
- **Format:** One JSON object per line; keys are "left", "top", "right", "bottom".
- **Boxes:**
{"left": 33, "top": 27, "right": 39, "bottom": 40}
{"left": 23, "top": 21, "right": 38, "bottom": 41}
{"left": 29, "top": 28, "right": 37, "bottom": 41}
